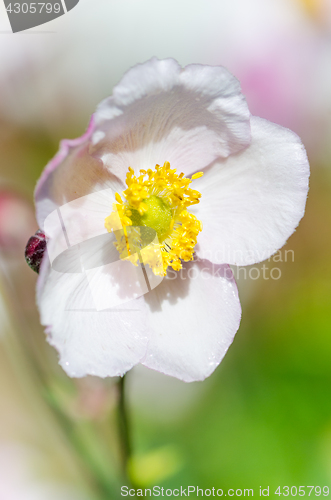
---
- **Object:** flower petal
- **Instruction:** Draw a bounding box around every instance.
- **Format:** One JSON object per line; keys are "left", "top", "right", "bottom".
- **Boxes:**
{"left": 141, "top": 259, "right": 241, "bottom": 382}
{"left": 34, "top": 117, "right": 124, "bottom": 228}
{"left": 37, "top": 245, "right": 149, "bottom": 378}
{"left": 193, "top": 116, "right": 309, "bottom": 266}
{"left": 91, "top": 58, "right": 251, "bottom": 182}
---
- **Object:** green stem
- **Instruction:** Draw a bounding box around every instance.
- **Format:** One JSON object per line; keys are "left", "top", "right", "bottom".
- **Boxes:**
{"left": 117, "top": 374, "right": 132, "bottom": 480}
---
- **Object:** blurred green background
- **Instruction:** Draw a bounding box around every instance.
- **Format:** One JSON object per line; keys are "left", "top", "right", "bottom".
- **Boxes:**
{"left": 0, "top": 0, "right": 331, "bottom": 497}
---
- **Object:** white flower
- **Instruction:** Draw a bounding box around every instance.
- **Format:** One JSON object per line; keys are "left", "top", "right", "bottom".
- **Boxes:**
{"left": 34, "top": 58, "right": 309, "bottom": 382}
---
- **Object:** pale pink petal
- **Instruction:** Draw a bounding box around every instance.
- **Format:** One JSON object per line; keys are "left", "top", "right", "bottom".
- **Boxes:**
{"left": 37, "top": 242, "right": 150, "bottom": 378}
{"left": 42, "top": 189, "right": 123, "bottom": 263}
{"left": 34, "top": 117, "right": 125, "bottom": 228}
{"left": 141, "top": 260, "right": 241, "bottom": 382}
{"left": 91, "top": 58, "right": 251, "bottom": 182}
{"left": 193, "top": 116, "right": 309, "bottom": 266}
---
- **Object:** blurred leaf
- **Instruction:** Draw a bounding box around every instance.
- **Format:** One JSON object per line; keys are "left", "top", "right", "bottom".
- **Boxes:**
{"left": 128, "top": 445, "right": 182, "bottom": 487}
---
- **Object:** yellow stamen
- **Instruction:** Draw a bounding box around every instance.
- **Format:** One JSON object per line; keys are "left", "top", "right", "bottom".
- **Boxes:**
{"left": 191, "top": 172, "right": 204, "bottom": 180}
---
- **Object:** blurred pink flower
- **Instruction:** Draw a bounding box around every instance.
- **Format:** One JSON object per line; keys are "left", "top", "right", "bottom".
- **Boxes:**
{"left": 34, "top": 59, "right": 309, "bottom": 382}
{"left": 209, "top": 0, "right": 331, "bottom": 161}
{"left": 0, "top": 189, "right": 36, "bottom": 254}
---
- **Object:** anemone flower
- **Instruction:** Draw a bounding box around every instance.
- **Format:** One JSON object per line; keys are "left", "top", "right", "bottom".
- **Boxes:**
{"left": 33, "top": 58, "right": 309, "bottom": 382}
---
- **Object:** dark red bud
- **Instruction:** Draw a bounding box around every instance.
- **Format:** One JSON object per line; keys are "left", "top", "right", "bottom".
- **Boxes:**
{"left": 25, "top": 229, "right": 46, "bottom": 274}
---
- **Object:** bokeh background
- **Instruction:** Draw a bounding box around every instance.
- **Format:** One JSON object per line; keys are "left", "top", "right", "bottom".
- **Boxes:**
{"left": 0, "top": 0, "right": 331, "bottom": 498}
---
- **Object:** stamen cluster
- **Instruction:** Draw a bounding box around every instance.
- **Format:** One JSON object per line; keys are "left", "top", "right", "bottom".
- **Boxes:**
{"left": 105, "top": 162, "right": 203, "bottom": 276}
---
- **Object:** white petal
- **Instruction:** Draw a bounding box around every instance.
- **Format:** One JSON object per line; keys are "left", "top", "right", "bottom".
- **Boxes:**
{"left": 35, "top": 117, "right": 124, "bottom": 228}
{"left": 193, "top": 116, "right": 309, "bottom": 266}
{"left": 37, "top": 249, "right": 149, "bottom": 378}
{"left": 43, "top": 189, "right": 122, "bottom": 262}
{"left": 91, "top": 58, "right": 250, "bottom": 182}
{"left": 141, "top": 259, "right": 241, "bottom": 382}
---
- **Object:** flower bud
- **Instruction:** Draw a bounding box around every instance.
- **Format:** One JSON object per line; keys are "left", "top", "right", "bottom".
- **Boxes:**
{"left": 25, "top": 230, "right": 46, "bottom": 274}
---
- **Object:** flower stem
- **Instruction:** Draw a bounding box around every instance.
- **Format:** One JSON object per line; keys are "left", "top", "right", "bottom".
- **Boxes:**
{"left": 117, "top": 374, "right": 132, "bottom": 480}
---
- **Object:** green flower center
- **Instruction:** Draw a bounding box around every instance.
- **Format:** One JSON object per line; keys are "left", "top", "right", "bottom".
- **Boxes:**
{"left": 128, "top": 195, "right": 173, "bottom": 242}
